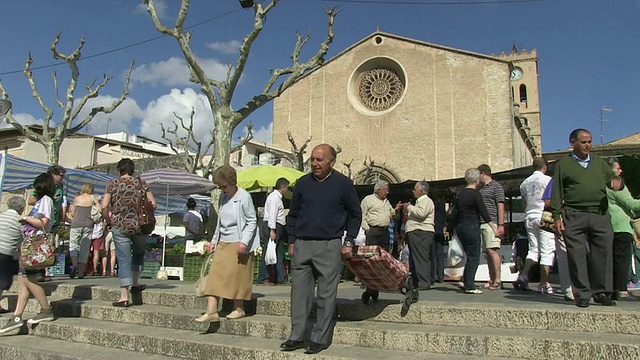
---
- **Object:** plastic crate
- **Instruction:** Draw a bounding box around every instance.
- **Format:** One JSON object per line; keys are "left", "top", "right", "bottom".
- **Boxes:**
{"left": 183, "top": 253, "right": 207, "bottom": 281}
{"left": 49, "top": 254, "right": 67, "bottom": 276}
{"left": 144, "top": 249, "right": 162, "bottom": 263}
{"left": 141, "top": 261, "right": 161, "bottom": 279}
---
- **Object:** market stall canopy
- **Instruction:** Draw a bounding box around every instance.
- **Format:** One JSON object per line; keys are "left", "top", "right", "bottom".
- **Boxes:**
{"left": 237, "top": 165, "right": 306, "bottom": 191}
{"left": 139, "top": 168, "right": 215, "bottom": 195}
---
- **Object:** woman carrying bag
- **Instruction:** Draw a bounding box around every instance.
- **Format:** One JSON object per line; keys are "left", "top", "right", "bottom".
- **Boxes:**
{"left": 195, "top": 165, "right": 259, "bottom": 323}
{"left": 0, "top": 173, "right": 56, "bottom": 334}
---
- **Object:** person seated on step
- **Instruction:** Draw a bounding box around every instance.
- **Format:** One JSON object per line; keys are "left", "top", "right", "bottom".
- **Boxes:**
{"left": 0, "top": 173, "right": 57, "bottom": 334}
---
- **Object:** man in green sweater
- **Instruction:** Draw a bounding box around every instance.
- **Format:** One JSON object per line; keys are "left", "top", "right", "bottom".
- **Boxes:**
{"left": 551, "top": 129, "right": 623, "bottom": 308}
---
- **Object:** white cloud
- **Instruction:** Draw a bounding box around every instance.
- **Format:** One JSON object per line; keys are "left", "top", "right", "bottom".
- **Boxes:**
{"left": 207, "top": 40, "right": 241, "bottom": 55}
{"left": 80, "top": 96, "right": 144, "bottom": 135}
{"left": 250, "top": 122, "right": 273, "bottom": 144}
{"left": 0, "top": 113, "right": 41, "bottom": 129}
{"left": 134, "top": 0, "right": 168, "bottom": 19}
{"left": 131, "top": 56, "right": 229, "bottom": 87}
{"left": 138, "top": 88, "right": 214, "bottom": 147}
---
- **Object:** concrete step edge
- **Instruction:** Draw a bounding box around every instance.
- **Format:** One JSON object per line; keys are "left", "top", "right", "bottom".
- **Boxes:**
{"left": 12, "top": 297, "right": 640, "bottom": 359}
{"left": 0, "top": 334, "right": 176, "bottom": 360}
{"left": 18, "top": 316, "right": 483, "bottom": 360}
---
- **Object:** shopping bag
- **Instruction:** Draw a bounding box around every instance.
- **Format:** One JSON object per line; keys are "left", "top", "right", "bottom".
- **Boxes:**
{"left": 447, "top": 233, "right": 466, "bottom": 268}
{"left": 265, "top": 239, "right": 277, "bottom": 265}
{"left": 19, "top": 233, "right": 56, "bottom": 270}
{"left": 195, "top": 252, "right": 214, "bottom": 297}
{"left": 91, "top": 197, "right": 103, "bottom": 224}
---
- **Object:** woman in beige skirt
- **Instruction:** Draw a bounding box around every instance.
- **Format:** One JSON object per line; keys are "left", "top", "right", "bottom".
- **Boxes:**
{"left": 196, "top": 165, "right": 260, "bottom": 323}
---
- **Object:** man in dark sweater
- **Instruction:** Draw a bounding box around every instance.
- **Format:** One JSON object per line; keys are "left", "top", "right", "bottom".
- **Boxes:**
{"left": 281, "top": 144, "right": 361, "bottom": 355}
{"left": 551, "top": 128, "right": 623, "bottom": 307}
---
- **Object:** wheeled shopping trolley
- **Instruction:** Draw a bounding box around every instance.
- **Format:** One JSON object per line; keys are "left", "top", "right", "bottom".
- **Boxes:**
{"left": 342, "top": 245, "right": 418, "bottom": 317}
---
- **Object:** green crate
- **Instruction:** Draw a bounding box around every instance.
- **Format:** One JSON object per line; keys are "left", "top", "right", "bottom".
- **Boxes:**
{"left": 141, "top": 261, "right": 161, "bottom": 279}
{"left": 183, "top": 253, "right": 207, "bottom": 281}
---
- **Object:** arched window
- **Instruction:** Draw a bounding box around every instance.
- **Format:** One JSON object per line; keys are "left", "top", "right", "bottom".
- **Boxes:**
{"left": 519, "top": 84, "right": 527, "bottom": 103}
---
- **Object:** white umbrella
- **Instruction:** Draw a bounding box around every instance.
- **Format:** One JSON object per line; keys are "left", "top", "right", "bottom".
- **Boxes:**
{"left": 139, "top": 168, "right": 215, "bottom": 277}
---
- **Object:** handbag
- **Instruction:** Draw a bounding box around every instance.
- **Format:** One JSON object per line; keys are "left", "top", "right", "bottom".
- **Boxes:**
{"left": 265, "top": 239, "right": 277, "bottom": 265}
{"left": 19, "top": 233, "right": 56, "bottom": 270}
{"left": 137, "top": 178, "right": 156, "bottom": 235}
{"left": 195, "top": 252, "right": 214, "bottom": 297}
{"left": 540, "top": 211, "right": 555, "bottom": 233}
{"left": 445, "top": 196, "right": 458, "bottom": 228}
{"left": 91, "top": 197, "right": 102, "bottom": 224}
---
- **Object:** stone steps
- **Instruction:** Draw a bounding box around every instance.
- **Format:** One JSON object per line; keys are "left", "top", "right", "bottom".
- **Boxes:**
{"left": 14, "top": 317, "right": 482, "bottom": 360}
{"left": 10, "top": 295, "right": 640, "bottom": 359}
{"left": 0, "top": 332, "right": 176, "bottom": 360}
{"left": 8, "top": 282, "right": 640, "bottom": 335}
{"left": 3, "top": 281, "right": 640, "bottom": 359}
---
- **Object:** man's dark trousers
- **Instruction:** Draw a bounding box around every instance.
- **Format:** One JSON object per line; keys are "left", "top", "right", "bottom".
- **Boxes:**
{"left": 365, "top": 226, "right": 390, "bottom": 251}
{"left": 288, "top": 238, "right": 343, "bottom": 346}
{"left": 406, "top": 230, "right": 434, "bottom": 289}
{"left": 563, "top": 209, "right": 614, "bottom": 300}
{"left": 257, "top": 221, "right": 287, "bottom": 284}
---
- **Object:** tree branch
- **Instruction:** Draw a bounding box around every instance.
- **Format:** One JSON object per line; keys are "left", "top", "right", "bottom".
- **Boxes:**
{"left": 234, "top": 5, "right": 340, "bottom": 127}
{"left": 230, "top": 123, "right": 254, "bottom": 154}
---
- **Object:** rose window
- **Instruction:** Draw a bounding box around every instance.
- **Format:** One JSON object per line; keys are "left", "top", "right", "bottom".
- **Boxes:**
{"left": 358, "top": 68, "right": 404, "bottom": 112}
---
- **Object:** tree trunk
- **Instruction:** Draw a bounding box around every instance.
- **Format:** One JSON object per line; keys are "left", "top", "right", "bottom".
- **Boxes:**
{"left": 46, "top": 139, "right": 61, "bottom": 165}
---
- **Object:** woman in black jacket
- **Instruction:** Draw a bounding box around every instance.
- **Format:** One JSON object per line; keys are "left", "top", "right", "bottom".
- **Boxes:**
{"left": 455, "top": 168, "right": 498, "bottom": 294}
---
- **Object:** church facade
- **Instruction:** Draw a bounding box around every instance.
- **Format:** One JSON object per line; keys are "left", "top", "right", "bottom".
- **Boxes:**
{"left": 272, "top": 32, "right": 541, "bottom": 183}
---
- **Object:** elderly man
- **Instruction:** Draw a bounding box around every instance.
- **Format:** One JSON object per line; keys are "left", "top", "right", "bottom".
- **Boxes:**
{"left": 0, "top": 196, "right": 27, "bottom": 313}
{"left": 281, "top": 144, "right": 361, "bottom": 355}
{"left": 551, "top": 128, "right": 623, "bottom": 307}
{"left": 402, "top": 181, "right": 435, "bottom": 290}
{"left": 360, "top": 180, "right": 398, "bottom": 251}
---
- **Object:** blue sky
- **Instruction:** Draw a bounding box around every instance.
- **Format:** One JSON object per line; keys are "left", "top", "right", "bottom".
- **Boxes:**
{"left": 1, "top": 0, "right": 638, "bottom": 154}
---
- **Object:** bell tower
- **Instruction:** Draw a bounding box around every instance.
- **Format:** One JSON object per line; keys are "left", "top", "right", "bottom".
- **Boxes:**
{"left": 498, "top": 46, "right": 542, "bottom": 157}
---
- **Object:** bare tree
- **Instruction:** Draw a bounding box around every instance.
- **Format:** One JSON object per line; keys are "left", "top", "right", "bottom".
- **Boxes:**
{"left": 0, "top": 31, "right": 134, "bottom": 165}
{"left": 144, "top": 0, "right": 339, "bottom": 171}
{"left": 159, "top": 107, "right": 254, "bottom": 178}
{"left": 284, "top": 130, "right": 312, "bottom": 171}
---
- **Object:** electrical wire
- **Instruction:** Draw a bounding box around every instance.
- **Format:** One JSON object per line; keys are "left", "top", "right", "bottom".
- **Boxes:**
{"left": 320, "top": 0, "right": 549, "bottom": 5}
{"left": 0, "top": 7, "right": 241, "bottom": 76}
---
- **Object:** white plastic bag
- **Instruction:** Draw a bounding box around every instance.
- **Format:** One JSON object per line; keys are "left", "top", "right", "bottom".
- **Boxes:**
{"left": 447, "top": 233, "right": 466, "bottom": 268}
{"left": 265, "top": 239, "right": 277, "bottom": 265}
{"left": 354, "top": 227, "right": 366, "bottom": 246}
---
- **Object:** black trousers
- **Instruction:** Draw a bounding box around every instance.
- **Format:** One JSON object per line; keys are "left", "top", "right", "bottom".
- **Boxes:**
{"left": 430, "top": 233, "right": 446, "bottom": 283}
{"left": 563, "top": 209, "right": 614, "bottom": 300}
{"left": 365, "top": 226, "right": 390, "bottom": 251}
{"left": 406, "top": 230, "right": 434, "bottom": 289}
{"left": 613, "top": 232, "right": 634, "bottom": 292}
{"left": 455, "top": 222, "right": 481, "bottom": 291}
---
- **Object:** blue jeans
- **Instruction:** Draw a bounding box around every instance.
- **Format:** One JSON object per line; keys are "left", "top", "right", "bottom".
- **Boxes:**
{"left": 455, "top": 221, "right": 481, "bottom": 291}
{"left": 111, "top": 227, "right": 147, "bottom": 287}
{"left": 258, "top": 221, "right": 287, "bottom": 284}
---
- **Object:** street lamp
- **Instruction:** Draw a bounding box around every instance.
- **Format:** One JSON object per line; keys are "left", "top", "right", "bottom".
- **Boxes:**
{"left": 0, "top": 99, "right": 11, "bottom": 121}
{"left": 599, "top": 106, "right": 613, "bottom": 144}
{"left": 239, "top": 0, "right": 254, "bottom": 9}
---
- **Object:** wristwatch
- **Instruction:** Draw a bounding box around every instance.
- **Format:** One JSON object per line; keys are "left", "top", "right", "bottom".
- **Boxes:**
{"left": 21, "top": 216, "right": 28, "bottom": 222}
{"left": 344, "top": 239, "right": 354, "bottom": 247}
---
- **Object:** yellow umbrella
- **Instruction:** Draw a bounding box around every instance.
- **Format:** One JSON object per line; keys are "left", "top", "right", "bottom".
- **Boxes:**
{"left": 237, "top": 165, "right": 306, "bottom": 191}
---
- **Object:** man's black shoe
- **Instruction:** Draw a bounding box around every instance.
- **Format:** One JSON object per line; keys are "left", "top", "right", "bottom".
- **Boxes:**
{"left": 280, "top": 340, "right": 306, "bottom": 351}
{"left": 593, "top": 293, "right": 617, "bottom": 306}
{"left": 575, "top": 298, "right": 590, "bottom": 308}
{"left": 304, "top": 341, "right": 325, "bottom": 355}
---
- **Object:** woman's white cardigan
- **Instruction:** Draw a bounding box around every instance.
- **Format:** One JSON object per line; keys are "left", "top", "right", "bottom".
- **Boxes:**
{"left": 211, "top": 187, "right": 260, "bottom": 254}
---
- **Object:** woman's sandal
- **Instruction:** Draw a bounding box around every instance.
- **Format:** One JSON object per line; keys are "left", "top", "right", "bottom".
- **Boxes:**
{"left": 488, "top": 282, "right": 502, "bottom": 290}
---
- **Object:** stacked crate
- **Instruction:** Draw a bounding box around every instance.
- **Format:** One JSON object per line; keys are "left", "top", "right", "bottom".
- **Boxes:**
{"left": 183, "top": 253, "right": 207, "bottom": 281}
